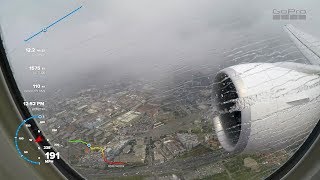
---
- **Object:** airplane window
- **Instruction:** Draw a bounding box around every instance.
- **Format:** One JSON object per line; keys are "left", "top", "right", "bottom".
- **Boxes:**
{"left": 1, "top": 0, "right": 320, "bottom": 179}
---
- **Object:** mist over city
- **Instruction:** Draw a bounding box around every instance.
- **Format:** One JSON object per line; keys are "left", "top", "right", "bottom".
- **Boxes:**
{"left": 1, "top": 0, "right": 319, "bottom": 94}
{"left": 1, "top": 0, "right": 320, "bottom": 179}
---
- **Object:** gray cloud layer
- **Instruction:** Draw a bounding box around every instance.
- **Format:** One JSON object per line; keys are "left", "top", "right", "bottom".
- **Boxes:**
{"left": 0, "top": 0, "right": 319, "bottom": 93}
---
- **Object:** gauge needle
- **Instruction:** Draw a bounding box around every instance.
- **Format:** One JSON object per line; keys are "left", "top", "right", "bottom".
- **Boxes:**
{"left": 34, "top": 135, "right": 43, "bottom": 143}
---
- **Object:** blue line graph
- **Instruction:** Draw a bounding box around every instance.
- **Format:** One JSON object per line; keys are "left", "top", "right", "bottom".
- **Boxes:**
{"left": 24, "top": 6, "right": 83, "bottom": 42}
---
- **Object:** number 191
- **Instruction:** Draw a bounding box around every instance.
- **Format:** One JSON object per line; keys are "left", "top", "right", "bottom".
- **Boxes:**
{"left": 45, "top": 152, "right": 60, "bottom": 160}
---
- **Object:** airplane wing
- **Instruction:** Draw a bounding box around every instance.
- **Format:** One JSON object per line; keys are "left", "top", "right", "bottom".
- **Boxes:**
{"left": 284, "top": 24, "right": 320, "bottom": 65}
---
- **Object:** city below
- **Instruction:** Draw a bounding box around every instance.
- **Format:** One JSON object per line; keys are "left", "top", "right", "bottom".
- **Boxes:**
{"left": 33, "top": 75, "right": 292, "bottom": 180}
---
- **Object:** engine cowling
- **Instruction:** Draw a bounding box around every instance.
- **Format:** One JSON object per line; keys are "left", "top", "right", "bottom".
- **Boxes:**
{"left": 214, "top": 62, "right": 320, "bottom": 153}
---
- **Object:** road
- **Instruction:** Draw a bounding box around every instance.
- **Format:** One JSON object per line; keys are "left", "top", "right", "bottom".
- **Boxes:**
{"left": 77, "top": 149, "right": 231, "bottom": 178}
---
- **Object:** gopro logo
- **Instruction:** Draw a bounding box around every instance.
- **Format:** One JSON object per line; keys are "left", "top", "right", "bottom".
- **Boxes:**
{"left": 273, "top": 9, "right": 307, "bottom": 20}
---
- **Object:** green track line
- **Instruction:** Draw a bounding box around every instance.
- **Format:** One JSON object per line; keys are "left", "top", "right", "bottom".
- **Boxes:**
{"left": 68, "top": 139, "right": 88, "bottom": 145}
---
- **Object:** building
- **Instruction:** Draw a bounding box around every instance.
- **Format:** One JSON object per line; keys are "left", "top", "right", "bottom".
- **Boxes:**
{"left": 98, "top": 137, "right": 108, "bottom": 145}
{"left": 133, "top": 141, "right": 146, "bottom": 163}
{"left": 154, "top": 149, "right": 165, "bottom": 164}
{"left": 106, "top": 138, "right": 131, "bottom": 160}
{"left": 79, "top": 129, "right": 90, "bottom": 137}
{"left": 122, "top": 145, "right": 132, "bottom": 154}
{"left": 153, "top": 121, "right": 164, "bottom": 129}
{"left": 163, "top": 140, "right": 186, "bottom": 156}
{"left": 83, "top": 117, "right": 105, "bottom": 129}
{"left": 84, "top": 129, "right": 95, "bottom": 141}
{"left": 115, "top": 138, "right": 146, "bottom": 164}
{"left": 116, "top": 111, "right": 141, "bottom": 123}
{"left": 93, "top": 131, "right": 104, "bottom": 142}
{"left": 177, "top": 133, "right": 200, "bottom": 150}
{"left": 137, "top": 103, "right": 160, "bottom": 117}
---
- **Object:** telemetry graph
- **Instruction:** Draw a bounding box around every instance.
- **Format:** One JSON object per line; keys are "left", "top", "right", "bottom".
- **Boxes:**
{"left": 24, "top": 5, "right": 83, "bottom": 42}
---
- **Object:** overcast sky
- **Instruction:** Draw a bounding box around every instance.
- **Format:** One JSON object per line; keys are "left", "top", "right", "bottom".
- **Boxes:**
{"left": 0, "top": 0, "right": 320, "bottom": 94}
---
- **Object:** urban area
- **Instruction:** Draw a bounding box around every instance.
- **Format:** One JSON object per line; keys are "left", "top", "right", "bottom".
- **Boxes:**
{"left": 37, "top": 73, "right": 290, "bottom": 180}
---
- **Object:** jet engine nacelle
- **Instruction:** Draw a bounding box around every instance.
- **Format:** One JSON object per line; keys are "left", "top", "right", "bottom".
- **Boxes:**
{"left": 214, "top": 62, "right": 320, "bottom": 153}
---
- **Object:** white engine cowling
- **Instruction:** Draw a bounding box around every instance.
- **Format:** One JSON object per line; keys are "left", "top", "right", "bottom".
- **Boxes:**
{"left": 214, "top": 62, "right": 320, "bottom": 153}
